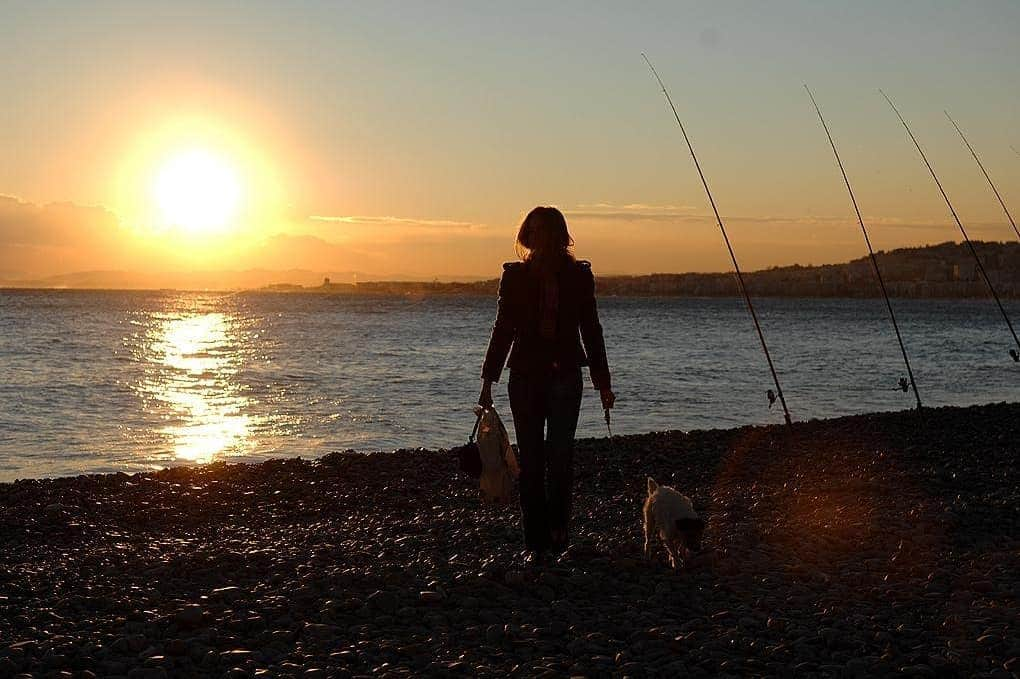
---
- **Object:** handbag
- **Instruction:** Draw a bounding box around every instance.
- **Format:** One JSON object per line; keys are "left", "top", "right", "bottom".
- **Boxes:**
{"left": 451, "top": 411, "right": 483, "bottom": 479}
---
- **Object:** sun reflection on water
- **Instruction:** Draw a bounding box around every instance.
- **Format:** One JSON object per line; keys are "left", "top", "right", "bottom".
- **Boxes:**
{"left": 139, "top": 310, "right": 253, "bottom": 464}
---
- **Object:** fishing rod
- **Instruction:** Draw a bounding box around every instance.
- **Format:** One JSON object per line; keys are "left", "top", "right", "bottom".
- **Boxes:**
{"left": 643, "top": 53, "right": 793, "bottom": 426}
{"left": 944, "top": 111, "right": 1020, "bottom": 241}
{"left": 805, "top": 85, "right": 922, "bottom": 410}
{"left": 881, "top": 90, "right": 1020, "bottom": 363}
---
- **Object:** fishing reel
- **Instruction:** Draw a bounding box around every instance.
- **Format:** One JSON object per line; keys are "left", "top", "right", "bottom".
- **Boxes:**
{"left": 766, "top": 389, "right": 777, "bottom": 409}
{"left": 1010, "top": 349, "right": 1019, "bottom": 363}
{"left": 898, "top": 377, "right": 909, "bottom": 393}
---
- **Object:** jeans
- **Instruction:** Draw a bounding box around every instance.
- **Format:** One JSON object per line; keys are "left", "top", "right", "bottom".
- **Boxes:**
{"left": 508, "top": 367, "right": 583, "bottom": 552}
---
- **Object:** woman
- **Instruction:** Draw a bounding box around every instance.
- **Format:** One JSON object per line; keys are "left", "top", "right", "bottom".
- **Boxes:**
{"left": 479, "top": 206, "right": 615, "bottom": 562}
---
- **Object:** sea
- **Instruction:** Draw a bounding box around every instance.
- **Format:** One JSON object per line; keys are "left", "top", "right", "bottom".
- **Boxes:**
{"left": 1, "top": 289, "right": 1017, "bottom": 481}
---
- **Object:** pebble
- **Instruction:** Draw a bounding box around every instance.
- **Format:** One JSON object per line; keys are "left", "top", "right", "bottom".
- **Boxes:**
{"left": 367, "top": 590, "right": 398, "bottom": 614}
{"left": 419, "top": 590, "right": 444, "bottom": 604}
{"left": 127, "top": 669, "right": 167, "bottom": 679}
{"left": 174, "top": 604, "right": 204, "bottom": 629}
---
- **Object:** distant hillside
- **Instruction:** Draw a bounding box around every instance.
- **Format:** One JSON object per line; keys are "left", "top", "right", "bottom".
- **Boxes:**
{"left": 600, "top": 241, "right": 1020, "bottom": 299}
{"left": 295, "top": 241, "right": 1020, "bottom": 299}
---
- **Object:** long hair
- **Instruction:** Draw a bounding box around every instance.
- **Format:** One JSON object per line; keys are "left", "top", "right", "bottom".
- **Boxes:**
{"left": 515, "top": 206, "right": 574, "bottom": 272}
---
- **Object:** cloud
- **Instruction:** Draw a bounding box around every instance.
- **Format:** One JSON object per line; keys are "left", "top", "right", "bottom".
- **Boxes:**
{"left": 566, "top": 201, "right": 1008, "bottom": 234}
{"left": 0, "top": 195, "right": 134, "bottom": 278}
{"left": 308, "top": 214, "right": 483, "bottom": 230}
{"left": 573, "top": 202, "right": 697, "bottom": 212}
{"left": 301, "top": 212, "right": 505, "bottom": 251}
{"left": 566, "top": 203, "right": 699, "bottom": 222}
{"left": 0, "top": 194, "right": 122, "bottom": 246}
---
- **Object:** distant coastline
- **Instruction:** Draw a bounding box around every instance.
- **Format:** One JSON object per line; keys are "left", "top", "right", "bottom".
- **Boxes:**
{"left": 2, "top": 241, "right": 1019, "bottom": 298}
{"left": 275, "top": 241, "right": 1020, "bottom": 299}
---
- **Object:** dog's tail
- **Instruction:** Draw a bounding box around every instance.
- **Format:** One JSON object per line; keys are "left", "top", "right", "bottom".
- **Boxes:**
{"left": 647, "top": 476, "right": 658, "bottom": 496}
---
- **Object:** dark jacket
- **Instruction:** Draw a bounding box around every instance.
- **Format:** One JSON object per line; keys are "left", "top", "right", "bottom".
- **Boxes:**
{"left": 481, "top": 259, "right": 611, "bottom": 389}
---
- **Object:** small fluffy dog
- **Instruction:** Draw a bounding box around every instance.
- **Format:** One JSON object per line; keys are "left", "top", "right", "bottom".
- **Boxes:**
{"left": 643, "top": 477, "right": 705, "bottom": 569}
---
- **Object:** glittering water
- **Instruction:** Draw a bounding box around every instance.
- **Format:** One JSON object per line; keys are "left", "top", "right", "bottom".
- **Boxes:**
{"left": 0, "top": 289, "right": 1017, "bottom": 480}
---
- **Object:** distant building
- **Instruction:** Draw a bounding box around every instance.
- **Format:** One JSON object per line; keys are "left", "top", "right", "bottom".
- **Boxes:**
{"left": 952, "top": 261, "right": 976, "bottom": 281}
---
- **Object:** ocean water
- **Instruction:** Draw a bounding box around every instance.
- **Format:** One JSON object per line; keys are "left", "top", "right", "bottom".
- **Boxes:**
{"left": 0, "top": 289, "right": 1017, "bottom": 481}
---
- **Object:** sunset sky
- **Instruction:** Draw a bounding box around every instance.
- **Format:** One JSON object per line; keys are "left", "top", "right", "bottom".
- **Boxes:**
{"left": 1, "top": 1, "right": 1018, "bottom": 284}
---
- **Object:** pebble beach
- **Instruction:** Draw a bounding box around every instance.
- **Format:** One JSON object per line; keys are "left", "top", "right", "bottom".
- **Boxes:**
{"left": 1, "top": 402, "right": 1018, "bottom": 678}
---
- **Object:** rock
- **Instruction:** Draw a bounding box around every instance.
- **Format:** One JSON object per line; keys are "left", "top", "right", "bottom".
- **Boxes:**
{"left": 977, "top": 634, "right": 1002, "bottom": 648}
{"left": 505, "top": 571, "right": 525, "bottom": 585}
{"left": 210, "top": 586, "right": 244, "bottom": 602}
{"left": 485, "top": 625, "right": 503, "bottom": 644}
{"left": 367, "top": 590, "right": 398, "bottom": 614}
{"left": 419, "top": 591, "right": 444, "bottom": 604}
{"left": 303, "top": 623, "right": 340, "bottom": 643}
{"left": 164, "top": 639, "right": 188, "bottom": 656}
{"left": 127, "top": 669, "right": 167, "bottom": 679}
{"left": 102, "top": 661, "right": 129, "bottom": 674}
{"left": 174, "top": 604, "right": 205, "bottom": 629}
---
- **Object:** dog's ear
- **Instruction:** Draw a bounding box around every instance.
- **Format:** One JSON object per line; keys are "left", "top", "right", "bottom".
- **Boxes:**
{"left": 647, "top": 477, "right": 658, "bottom": 496}
{"left": 675, "top": 517, "right": 705, "bottom": 532}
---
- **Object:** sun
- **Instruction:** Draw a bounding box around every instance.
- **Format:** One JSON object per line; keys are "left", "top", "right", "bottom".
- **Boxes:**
{"left": 151, "top": 149, "right": 243, "bottom": 233}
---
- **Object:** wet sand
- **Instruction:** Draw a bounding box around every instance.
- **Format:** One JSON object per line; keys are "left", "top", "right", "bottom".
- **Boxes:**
{"left": 1, "top": 402, "right": 1018, "bottom": 678}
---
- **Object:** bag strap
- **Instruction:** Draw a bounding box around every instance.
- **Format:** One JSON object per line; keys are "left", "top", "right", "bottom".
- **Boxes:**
{"left": 469, "top": 410, "right": 483, "bottom": 442}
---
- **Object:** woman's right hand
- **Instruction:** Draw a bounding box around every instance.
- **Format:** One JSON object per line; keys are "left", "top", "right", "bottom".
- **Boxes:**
{"left": 478, "top": 380, "right": 494, "bottom": 409}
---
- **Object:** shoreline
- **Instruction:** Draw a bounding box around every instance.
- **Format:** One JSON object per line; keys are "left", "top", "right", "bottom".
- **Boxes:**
{"left": 0, "top": 400, "right": 1005, "bottom": 486}
{"left": 5, "top": 285, "right": 1020, "bottom": 300}
{"left": 2, "top": 402, "right": 1019, "bottom": 677}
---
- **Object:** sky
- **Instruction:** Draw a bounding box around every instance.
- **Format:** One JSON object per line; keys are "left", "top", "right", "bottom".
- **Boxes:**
{"left": 1, "top": 0, "right": 1018, "bottom": 284}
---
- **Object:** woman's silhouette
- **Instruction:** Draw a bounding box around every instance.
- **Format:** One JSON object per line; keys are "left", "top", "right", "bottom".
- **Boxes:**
{"left": 479, "top": 206, "right": 614, "bottom": 563}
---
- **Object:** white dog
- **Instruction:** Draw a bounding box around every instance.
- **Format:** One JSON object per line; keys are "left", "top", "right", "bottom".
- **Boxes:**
{"left": 643, "top": 477, "right": 705, "bottom": 569}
